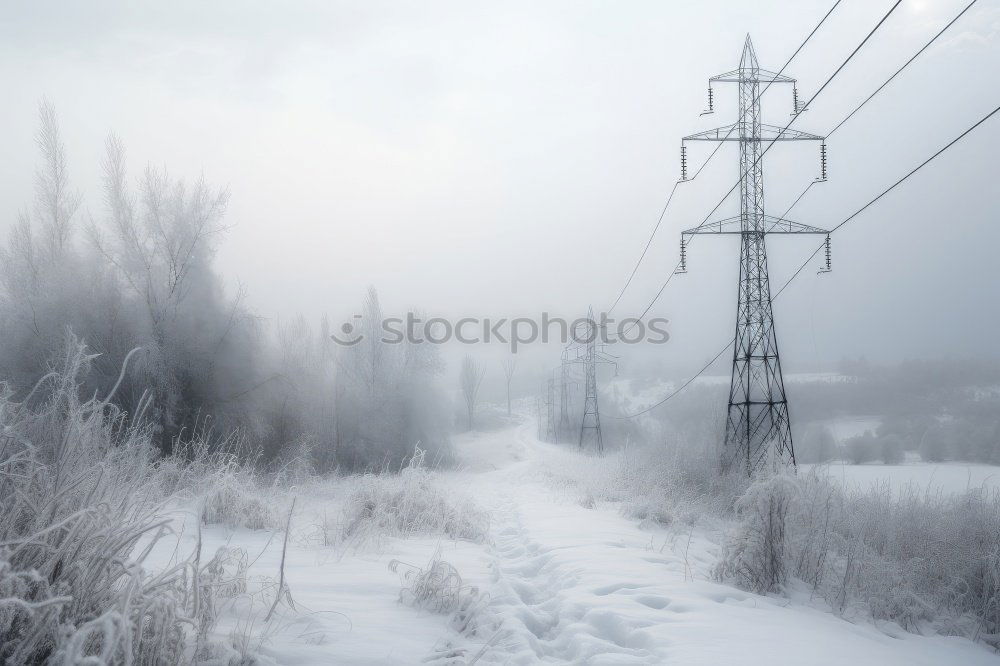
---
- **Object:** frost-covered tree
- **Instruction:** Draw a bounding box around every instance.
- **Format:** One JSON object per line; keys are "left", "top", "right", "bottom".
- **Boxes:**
{"left": 333, "top": 289, "right": 449, "bottom": 470}
{"left": 0, "top": 104, "right": 453, "bottom": 471}
{"left": 919, "top": 423, "right": 950, "bottom": 462}
{"left": 0, "top": 101, "right": 118, "bottom": 403}
{"left": 501, "top": 357, "right": 517, "bottom": 416}
{"left": 0, "top": 103, "right": 262, "bottom": 454}
{"left": 796, "top": 423, "right": 837, "bottom": 463}
{"left": 460, "top": 355, "right": 485, "bottom": 430}
{"left": 880, "top": 433, "right": 904, "bottom": 464}
{"left": 845, "top": 431, "right": 877, "bottom": 465}
{"left": 87, "top": 134, "right": 261, "bottom": 449}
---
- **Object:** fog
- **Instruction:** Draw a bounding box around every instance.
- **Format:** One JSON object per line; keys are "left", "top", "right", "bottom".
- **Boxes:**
{"left": 5, "top": 3, "right": 1000, "bottom": 663}
{"left": 0, "top": 0, "right": 997, "bottom": 382}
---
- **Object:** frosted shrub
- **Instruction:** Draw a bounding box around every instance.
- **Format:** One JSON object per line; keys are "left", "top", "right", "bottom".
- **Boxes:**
{"left": 563, "top": 433, "right": 745, "bottom": 528}
{"left": 715, "top": 474, "right": 798, "bottom": 593}
{"left": 0, "top": 337, "right": 182, "bottom": 662}
{"left": 717, "top": 471, "right": 1000, "bottom": 642}
{"left": 340, "top": 448, "right": 489, "bottom": 548}
{"left": 200, "top": 469, "right": 278, "bottom": 531}
{"left": 389, "top": 548, "right": 489, "bottom": 636}
{"left": 196, "top": 546, "right": 249, "bottom": 635}
{"left": 0, "top": 335, "right": 243, "bottom": 663}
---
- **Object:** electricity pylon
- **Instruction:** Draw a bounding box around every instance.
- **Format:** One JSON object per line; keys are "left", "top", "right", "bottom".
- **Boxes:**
{"left": 566, "top": 307, "right": 618, "bottom": 452}
{"left": 579, "top": 328, "right": 602, "bottom": 452}
{"left": 535, "top": 394, "right": 543, "bottom": 440}
{"left": 558, "top": 348, "right": 575, "bottom": 441}
{"left": 545, "top": 372, "right": 557, "bottom": 443}
{"left": 679, "top": 37, "right": 830, "bottom": 475}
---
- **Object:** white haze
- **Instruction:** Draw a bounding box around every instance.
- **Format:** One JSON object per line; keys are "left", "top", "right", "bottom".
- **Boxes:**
{"left": 0, "top": 0, "right": 998, "bottom": 377}
{"left": 5, "top": 4, "right": 1000, "bottom": 664}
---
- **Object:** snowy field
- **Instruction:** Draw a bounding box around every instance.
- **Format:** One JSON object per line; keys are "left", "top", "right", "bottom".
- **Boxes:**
{"left": 146, "top": 420, "right": 1000, "bottom": 665}
{"left": 803, "top": 461, "right": 1000, "bottom": 495}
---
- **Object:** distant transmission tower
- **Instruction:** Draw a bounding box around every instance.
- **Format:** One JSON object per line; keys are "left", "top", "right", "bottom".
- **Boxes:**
{"left": 568, "top": 307, "right": 618, "bottom": 452}
{"left": 579, "top": 329, "right": 602, "bottom": 452}
{"left": 545, "top": 372, "right": 557, "bottom": 443}
{"left": 535, "top": 393, "right": 543, "bottom": 440}
{"left": 559, "top": 349, "right": 572, "bottom": 440}
{"left": 679, "top": 37, "right": 830, "bottom": 475}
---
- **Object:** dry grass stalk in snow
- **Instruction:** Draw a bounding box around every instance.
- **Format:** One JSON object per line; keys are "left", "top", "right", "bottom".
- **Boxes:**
{"left": 339, "top": 447, "right": 489, "bottom": 549}
{"left": 389, "top": 546, "right": 490, "bottom": 637}
{"left": 0, "top": 335, "right": 245, "bottom": 663}
{"left": 200, "top": 469, "right": 280, "bottom": 531}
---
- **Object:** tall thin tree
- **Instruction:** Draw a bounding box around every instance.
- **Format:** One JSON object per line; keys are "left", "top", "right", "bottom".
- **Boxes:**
{"left": 501, "top": 358, "right": 517, "bottom": 416}
{"left": 460, "top": 355, "right": 486, "bottom": 430}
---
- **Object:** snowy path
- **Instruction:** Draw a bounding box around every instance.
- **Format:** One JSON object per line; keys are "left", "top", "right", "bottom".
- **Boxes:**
{"left": 153, "top": 420, "right": 1000, "bottom": 664}
{"left": 456, "top": 421, "right": 1000, "bottom": 666}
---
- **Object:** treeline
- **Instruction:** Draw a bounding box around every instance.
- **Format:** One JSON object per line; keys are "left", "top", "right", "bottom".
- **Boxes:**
{"left": 796, "top": 413, "right": 1000, "bottom": 466}
{"left": 793, "top": 360, "right": 1000, "bottom": 425}
{"left": 635, "top": 364, "right": 1000, "bottom": 466}
{"left": 793, "top": 362, "right": 1000, "bottom": 464}
{"left": 0, "top": 102, "right": 450, "bottom": 471}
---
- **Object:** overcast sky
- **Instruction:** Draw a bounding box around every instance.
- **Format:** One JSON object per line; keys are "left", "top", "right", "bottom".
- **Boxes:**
{"left": 1, "top": 0, "right": 998, "bottom": 376}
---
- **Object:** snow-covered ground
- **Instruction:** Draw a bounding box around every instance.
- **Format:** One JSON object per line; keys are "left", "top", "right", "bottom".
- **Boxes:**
{"left": 150, "top": 421, "right": 1000, "bottom": 664}
{"left": 803, "top": 460, "right": 1000, "bottom": 495}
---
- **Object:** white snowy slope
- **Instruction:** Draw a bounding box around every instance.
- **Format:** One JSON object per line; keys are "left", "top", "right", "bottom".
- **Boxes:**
{"left": 802, "top": 460, "right": 1000, "bottom": 494}
{"left": 145, "top": 502, "right": 492, "bottom": 664}
{"left": 455, "top": 423, "right": 1000, "bottom": 666}
{"left": 149, "top": 421, "right": 1000, "bottom": 665}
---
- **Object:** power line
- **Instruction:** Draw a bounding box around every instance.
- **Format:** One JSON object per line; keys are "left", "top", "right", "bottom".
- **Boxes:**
{"left": 606, "top": 180, "right": 679, "bottom": 314}
{"left": 615, "top": 342, "right": 733, "bottom": 419}
{"left": 618, "top": 100, "right": 1000, "bottom": 419}
{"left": 779, "top": 0, "right": 979, "bottom": 222}
{"left": 827, "top": 0, "right": 978, "bottom": 138}
{"left": 605, "top": 0, "right": 844, "bottom": 315}
{"left": 618, "top": 0, "right": 902, "bottom": 332}
{"left": 832, "top": 109, "right": 999, "bottom": 234}
{"left": 689, "top": 0, "right": 903, "bottom": 240}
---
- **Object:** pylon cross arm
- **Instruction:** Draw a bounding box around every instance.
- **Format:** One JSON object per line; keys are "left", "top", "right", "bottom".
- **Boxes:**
{"left": 682, "top": 215, "right": 829, "bottom": 236}
{"left": 683, "top": 123, "right": 822, "bottom": 142}
{"left": 709, "top": 67, "right": 795, "bottom": 84}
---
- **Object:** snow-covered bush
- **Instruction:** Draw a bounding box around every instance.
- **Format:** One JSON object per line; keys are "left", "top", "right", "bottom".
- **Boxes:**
{"left": 717, "top": 471, "right": 1000, "bottom": 641}
{"left": 339, "top": 448, "right": 488, "bottom": 549}
{"left": 389, "top": 547, "right": 489, "bottom": 636}
{"left": 0, "top": 335, "right": 240, "bottom": 663}
{"left": 715, "top": 474, "right": 798, "bottom": 593}
{"left": 201, "top": 470, "right": 280, "bottom": 531}
{"left": 605, "top": 434, "right": 743, "bottom": 523}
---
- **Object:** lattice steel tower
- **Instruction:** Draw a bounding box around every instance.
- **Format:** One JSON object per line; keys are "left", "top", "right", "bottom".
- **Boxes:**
{"left": 545, "top": 372, "right": 557, "bottom": 443}
{"left": 579, "top": 324, "right": 602, "bottom": 453}
{"left": 559, "top": 348, "right": 572, "bottom": 441}
{"left": 679, "top": 37, "right": 830, "bottom": 475}
{"left": 570, "top": 307, "right": 618, "bottom": 452}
